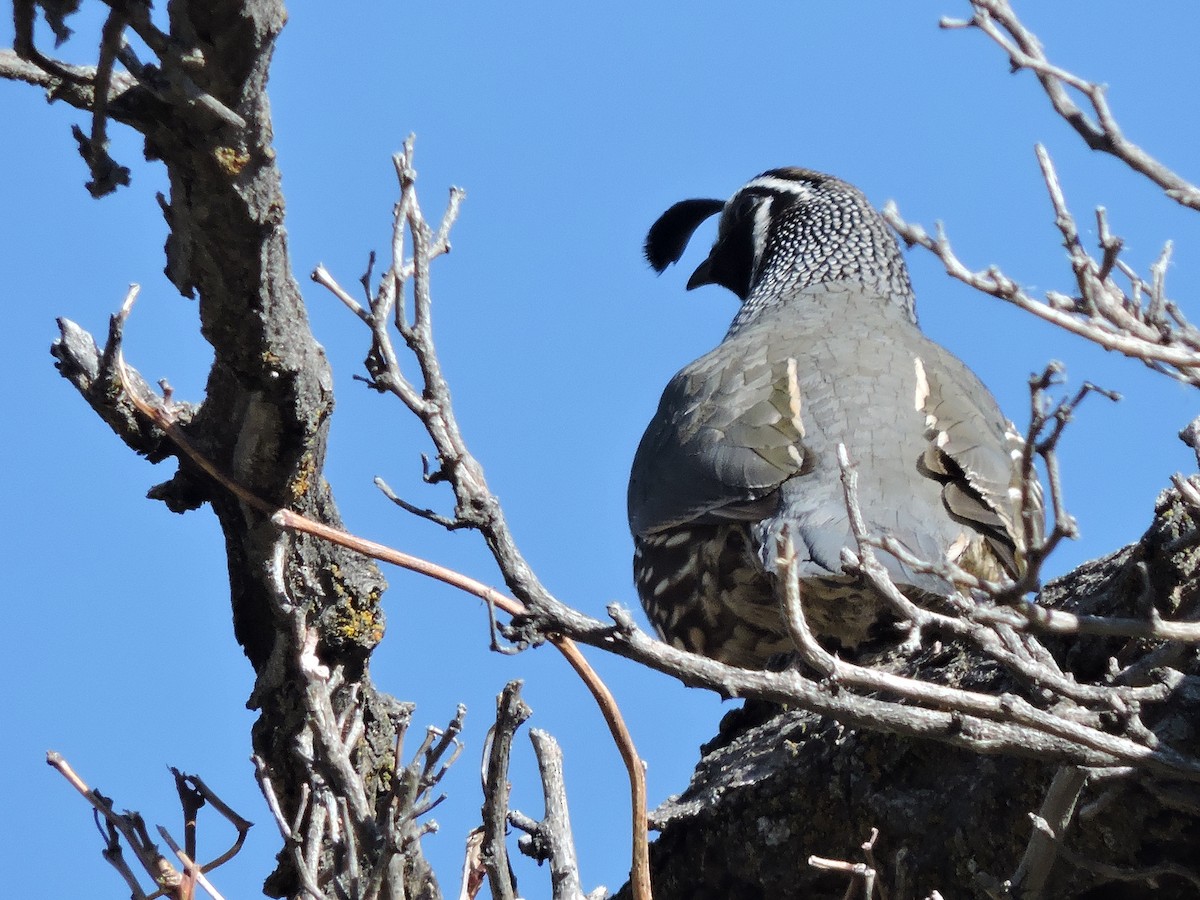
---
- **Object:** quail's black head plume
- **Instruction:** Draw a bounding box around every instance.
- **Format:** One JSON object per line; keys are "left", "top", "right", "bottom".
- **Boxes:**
{"left": 628, "top": 167, "right": 1043, "bottom": 668}
{"left": 644, "top": 198, "right": 725, "bottom": 273}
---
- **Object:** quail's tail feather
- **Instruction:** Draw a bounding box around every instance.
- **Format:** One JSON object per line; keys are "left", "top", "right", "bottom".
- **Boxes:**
{"left": 635, "top": 523, "right": 913, "bottom": 667}
{"left": 634, "top": 525, "right": 791, "bottom": 668}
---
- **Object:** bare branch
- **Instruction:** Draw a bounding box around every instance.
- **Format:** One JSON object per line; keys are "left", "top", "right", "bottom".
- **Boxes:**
{"left": 70, "top": 5, "right": 132, "bottom": 197}
{"left": 779, "top": 518, "right": 1176, "bottom": 767}
{"left": 312, "top": 263, "right": 369, "bottom": 322}
{"left": 46, "top": 752, "right": 248, "bottom": 900}
{"left": 24, "top": 1, "right": 1200, "bottom": 895}
{"left": 888, "top": 7, "right": 1200, "bottom": 386}
{"left": 311, "top": 138, "right": 653, "bottom": 900}
{"left": 281, "top": 480, "right": 1200, "bottom": 778}
{"left": 946, "top": 0, "right": 1200, "bottom": 210}
{"left": 510, "top": 730, "right": 593, "bottom": 900}
{"left": 1006, "top": 766, "right": 1088, "bottom": 898}
{"left": 480, "top": 682, "right": 531, "bottom": 900}
{"left": 374, "top": 475, "right": 467, "bottom": 531}
{"left": 884, "top": 192, "right": 1200, "bottom": 385}
{"left": 252, "top": 757, "right": 324, "bottom": 900}
{"left": 808, "top": 828, "right": 884, "bottom": 900}
{"left": 85, "top": 188, "right": 1200, "bottom": 826}
{"left": 776, "top": 529, "right": 845, "bottom": 680}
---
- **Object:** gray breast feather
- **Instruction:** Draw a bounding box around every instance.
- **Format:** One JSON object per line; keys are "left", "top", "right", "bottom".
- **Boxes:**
{"left": 627, "top": 281, "right": 1034, "bottom": 591}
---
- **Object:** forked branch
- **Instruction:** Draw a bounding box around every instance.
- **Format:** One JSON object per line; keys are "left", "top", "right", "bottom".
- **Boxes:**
{"left": 46, "top": 752, "right": 248, "bottom": 900}
{"left": 943, "top": 0, "right": 1200, "bottom": 210}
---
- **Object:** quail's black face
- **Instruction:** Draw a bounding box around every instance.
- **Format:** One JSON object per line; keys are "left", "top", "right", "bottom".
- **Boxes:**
{"left": 644, "top": 169, "right": 850, "bottom": 302}
{"left": 685, "top": 189, "right": 771, "bottom": 299}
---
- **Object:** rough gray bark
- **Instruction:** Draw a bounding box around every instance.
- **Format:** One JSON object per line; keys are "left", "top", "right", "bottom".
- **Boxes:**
{"left": 9, "top": 2, "right": 438, "bottom": 897}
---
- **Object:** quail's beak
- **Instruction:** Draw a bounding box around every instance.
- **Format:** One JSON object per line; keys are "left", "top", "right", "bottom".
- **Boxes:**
{"left": 686, "top": 256, "right": 715, "bottom": 291}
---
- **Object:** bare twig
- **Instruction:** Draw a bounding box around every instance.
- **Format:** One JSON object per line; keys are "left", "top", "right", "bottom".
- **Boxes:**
{"left": 776, "top": 529, "right": 844, "bottom": 679}
{"left": 252, "top": 757, "right": 324, "bottom": 900}
{"left": 809, "top": 829, "right": 884, "bottom": 899}
{"left": 944, "top": 0, "right": 1200, "bottom": 210}
{"left": 7, "top": 2, "right": 246, "bottom": 196}
{"left": 480, "top": 682, "right": 531, "bottom": 900}
{"left": 510, "top": 730, "right": 593, "bottom": 900}
{"left": 68, "top": 5, "right": 133, "bottom": 197}
{"left": 318, "top": 137, "right": 651, "bottom": 899}
{"left": 256, "top": 537, "right": 464, "bottom": 900}
{"left": 11, "top": 2, "right": 95, "bottom": 85}
{"left": 884, "top": 193, "right": 1200, "bottom": 385}
{"left": 885, "top": 136, "right": 1200, "bottom": 387}
{"left": 276, "top": 484, "right": 1200, "bottom": 780}
{"left": 1005, "top": 766, "right": 1088, "bottom": 898}
{"left": 46, "top": 752, "right": 246, "bottom": 900}
{"left": 779, "top": 518, "right": 1176, "bottom": 764}
{"left": 89, "top": 127, "right": 1200, "bottom": 899}
{"left": 374, "top": 475, "right": 466, "bottom": 531}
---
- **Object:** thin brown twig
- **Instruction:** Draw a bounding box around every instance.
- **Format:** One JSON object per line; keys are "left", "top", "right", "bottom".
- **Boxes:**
{"left": 156, "top": 827, "right": 224, "bottom": 900}
{"left": 47, "top": 753, "right": 174, "bottom": 894}
{"left": 111, "top": 333, "right": 652, "bottom": 900}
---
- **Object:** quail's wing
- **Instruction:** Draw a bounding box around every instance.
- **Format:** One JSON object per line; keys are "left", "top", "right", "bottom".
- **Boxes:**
{"left": 914, "top": 347, "right": 1044, "bottom": 576}
{"left": 628, "top": 341, "right": 808, "bottom": 538}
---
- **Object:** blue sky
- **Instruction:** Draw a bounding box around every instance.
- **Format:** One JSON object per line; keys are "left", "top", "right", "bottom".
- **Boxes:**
{"left": 3, "top": 3, "right": 1199, "bottom": 897}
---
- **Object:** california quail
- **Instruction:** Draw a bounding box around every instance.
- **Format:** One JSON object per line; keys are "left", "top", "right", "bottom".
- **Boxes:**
{"left": 628, "top": 168, "right": 1043, "bottom": 668}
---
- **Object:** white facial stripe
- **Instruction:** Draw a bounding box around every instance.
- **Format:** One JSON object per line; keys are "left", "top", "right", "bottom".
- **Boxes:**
{"left": 750, "top": 198, "right": 772, "bottom": 275}
{"left": 743, "top": 175, "right": 813, "bottom": 196}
